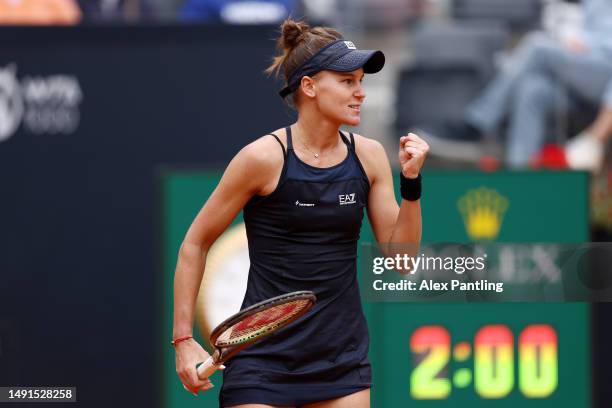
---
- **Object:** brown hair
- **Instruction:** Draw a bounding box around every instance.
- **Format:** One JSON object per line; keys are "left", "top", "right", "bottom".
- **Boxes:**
{"left": 266, "top": 19, "right": 343, "bottom": 102}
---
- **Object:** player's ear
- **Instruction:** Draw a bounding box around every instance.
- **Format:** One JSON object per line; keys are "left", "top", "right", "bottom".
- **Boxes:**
{"left": 300, "top": 76, "right": 316, "bottom": 98}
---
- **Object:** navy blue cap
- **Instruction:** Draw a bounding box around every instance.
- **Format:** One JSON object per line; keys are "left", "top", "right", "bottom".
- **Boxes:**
{"left": 279, "top": 39, "right": 385, "bottom": 98}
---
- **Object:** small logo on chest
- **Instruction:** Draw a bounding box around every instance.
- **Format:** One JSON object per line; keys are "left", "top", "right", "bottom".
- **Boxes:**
{"left": 295, "top": 200, "right": 315, "bottom": 207}
{"left": 339, "top": 193, "right": 356, "bottom": 205}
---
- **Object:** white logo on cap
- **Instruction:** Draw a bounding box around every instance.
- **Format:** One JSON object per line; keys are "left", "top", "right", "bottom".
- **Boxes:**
{"left": 344, "top": 41, "right": 357, "bottom": 50}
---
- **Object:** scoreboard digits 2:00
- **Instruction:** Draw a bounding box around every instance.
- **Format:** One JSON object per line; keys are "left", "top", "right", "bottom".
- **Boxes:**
{"left": 410, "top": 324, "right": 557, "bottom": 399}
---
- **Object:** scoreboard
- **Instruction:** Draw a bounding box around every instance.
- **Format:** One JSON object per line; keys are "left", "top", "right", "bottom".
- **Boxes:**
{"left": 366, "top": 171, "right": 590, "bottom": 407}
{"left": 160, "top": 170, "right": 590, "bottom": 408}
{"left": 369, "top": 304, "right": 589, "bottom": 407}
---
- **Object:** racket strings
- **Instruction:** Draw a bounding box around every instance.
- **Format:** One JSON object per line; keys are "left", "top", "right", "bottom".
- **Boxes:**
{"left": 216, "top": 299, "right": 311, "bottom": 346}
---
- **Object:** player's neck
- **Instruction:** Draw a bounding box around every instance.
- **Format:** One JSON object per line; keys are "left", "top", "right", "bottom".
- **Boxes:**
{"left": 293, "top": 114, "right": 340, "bottom": 151}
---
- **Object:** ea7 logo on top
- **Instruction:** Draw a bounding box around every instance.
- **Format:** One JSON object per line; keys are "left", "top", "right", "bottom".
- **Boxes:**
{"left": 339, "top": 193, "right": 356, "bottom": 205}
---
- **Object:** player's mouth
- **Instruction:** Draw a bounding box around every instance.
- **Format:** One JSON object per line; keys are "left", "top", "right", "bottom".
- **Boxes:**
{"left": 349, "top": 104, "right": 361, "bottom": 112}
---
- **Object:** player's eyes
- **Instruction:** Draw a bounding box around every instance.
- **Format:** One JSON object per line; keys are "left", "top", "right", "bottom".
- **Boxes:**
{"left": 341, "top": 78, "right": 363, "bottom": 85}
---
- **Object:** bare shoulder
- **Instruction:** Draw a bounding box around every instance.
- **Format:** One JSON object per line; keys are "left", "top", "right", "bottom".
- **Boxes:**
{"left": 348, "top": 133, "right": 390, "bottom": 185}
{"left": 237, "top": 128, "right": 286, "bottom": 170}
{"left": 231, "top": 128, "right": 286, "bottom": 195}
{"left": 351, "top": 133, "right": 386, "bottom": 158}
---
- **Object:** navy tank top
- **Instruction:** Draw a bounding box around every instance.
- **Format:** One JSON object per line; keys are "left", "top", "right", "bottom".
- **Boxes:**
{"left": 220, "top": 126, "right": 372, "bottom": 405}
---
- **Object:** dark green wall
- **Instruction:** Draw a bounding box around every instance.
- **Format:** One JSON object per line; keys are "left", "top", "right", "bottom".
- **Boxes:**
{"left": 160, "top": 170, "right": 590, "bottom": 407}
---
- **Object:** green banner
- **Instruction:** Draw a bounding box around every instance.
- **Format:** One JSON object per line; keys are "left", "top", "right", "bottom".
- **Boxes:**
{"left": 159, "top": 170, "right": 590, "bottom": 408}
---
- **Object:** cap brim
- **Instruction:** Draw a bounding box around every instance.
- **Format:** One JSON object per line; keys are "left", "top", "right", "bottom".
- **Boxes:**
{"left": 326, "top": 49, "right": 385, "bottom": 74}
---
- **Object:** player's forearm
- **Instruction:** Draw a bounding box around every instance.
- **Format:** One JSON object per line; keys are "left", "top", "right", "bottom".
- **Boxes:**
{"left": 173, "top": 242, "right": 208, "bottom": 338}
{"left": 389, "top": 199, "right": 422, "bottom": 244}
{"left": 377, "top": 200, "right": 421, "bottom": 274}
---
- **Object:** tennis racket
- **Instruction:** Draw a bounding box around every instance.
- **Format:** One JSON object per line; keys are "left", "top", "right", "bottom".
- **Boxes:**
{"left": 196, "top": 290, "right": 316, "bottom": 379}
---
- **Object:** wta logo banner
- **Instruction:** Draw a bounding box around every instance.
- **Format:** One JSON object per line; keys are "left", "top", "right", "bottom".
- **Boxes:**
{"left": 0, "top": 63, "right": 83, "bottom": 143}
{"left": 0, "top": 64, "right": 23, "bottom": 142}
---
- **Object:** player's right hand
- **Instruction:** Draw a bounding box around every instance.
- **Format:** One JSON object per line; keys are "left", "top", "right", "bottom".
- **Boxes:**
{"left": 174, "top": 338, "right": 223, "bottom": 395}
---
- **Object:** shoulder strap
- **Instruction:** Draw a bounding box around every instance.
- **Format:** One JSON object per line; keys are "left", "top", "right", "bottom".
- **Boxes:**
{"left": 345, "top": 131, "right": 369, "bottom": 184}
{"left": 285, "top": 126, "right": 294, "bottom": 150}
{"left": 338, "top": 130, "right": 354, "bottom": 150}
{"left": 266, "top": 133, "right": 286, "bottom": 158}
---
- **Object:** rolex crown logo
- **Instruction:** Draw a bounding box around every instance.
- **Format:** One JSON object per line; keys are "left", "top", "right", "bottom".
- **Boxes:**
{"left": 458, "top": 187, "right": 509, "bottom": 241}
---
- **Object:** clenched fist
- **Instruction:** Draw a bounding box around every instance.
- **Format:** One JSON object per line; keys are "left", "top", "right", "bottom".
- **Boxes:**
{"left": 399, "top": 133, "right": 429, "bottom": 179}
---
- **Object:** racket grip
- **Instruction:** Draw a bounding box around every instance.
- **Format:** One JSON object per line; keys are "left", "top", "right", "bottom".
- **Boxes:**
{"left": 196, "top": 356, "right": 221, "bottom": 379}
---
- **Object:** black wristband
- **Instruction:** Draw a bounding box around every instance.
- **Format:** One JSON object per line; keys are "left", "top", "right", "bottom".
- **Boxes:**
{"left": 400, "top": 173, "right": 422, "bottom": 201}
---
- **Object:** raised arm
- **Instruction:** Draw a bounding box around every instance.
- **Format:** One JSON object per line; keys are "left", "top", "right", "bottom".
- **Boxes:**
{"left": 360, "top": 133, "right": 428, "bottom": 246}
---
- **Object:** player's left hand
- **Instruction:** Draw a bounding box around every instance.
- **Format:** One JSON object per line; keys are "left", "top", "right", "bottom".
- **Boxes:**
{"left": 399, "top": 133, "right": 429, "bottom": 179}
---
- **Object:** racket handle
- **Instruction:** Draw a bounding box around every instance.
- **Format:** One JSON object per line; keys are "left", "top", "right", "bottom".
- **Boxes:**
{"left": 196, "top": 356, "right": 221, "bottom": 379}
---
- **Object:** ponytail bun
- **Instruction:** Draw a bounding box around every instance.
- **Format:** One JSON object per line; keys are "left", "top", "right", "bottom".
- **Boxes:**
{"left": 280, "top": 19, "right": 310, "bottom": 52}
{"left": 265, "top": 18, "right": 343, "bottom": 103}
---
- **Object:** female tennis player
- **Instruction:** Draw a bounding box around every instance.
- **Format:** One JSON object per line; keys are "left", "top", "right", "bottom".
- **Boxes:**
{"left": 172, "top": 18, "right": 428, "bottom": 408}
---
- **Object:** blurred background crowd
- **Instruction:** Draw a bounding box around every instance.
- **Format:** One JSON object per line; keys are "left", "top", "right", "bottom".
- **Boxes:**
{"left": 4, "top": 0, "right": 608, "bottom": 234}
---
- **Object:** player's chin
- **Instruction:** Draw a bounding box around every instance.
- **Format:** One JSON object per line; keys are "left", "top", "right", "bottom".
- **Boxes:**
{"left": 343, "top": 113, "right": 361, "bottom": 127}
